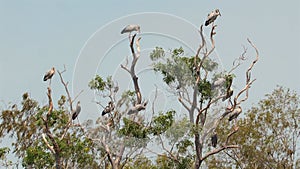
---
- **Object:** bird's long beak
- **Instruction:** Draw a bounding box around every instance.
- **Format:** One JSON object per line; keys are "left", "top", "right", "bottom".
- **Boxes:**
{"left": 219, "top": 12, "right": 221, "bottom": 16}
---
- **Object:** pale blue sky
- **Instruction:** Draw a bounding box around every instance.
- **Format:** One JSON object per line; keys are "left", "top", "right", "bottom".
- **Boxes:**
{"left": 0, "top": 0, "right": 299, "bottom": 166}
{"left": 0, "top": 1, "right": 299, "bottom": 112}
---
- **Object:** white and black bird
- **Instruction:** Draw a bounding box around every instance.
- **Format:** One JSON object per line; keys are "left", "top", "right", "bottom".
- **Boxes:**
{"left": 128, "top": 101, "right": 148, "bottom": 115}
{"left": 228, "top": 106, "right": 242, "bottom": 121}
{"left": 212, "top": 77, "right": 226, "bottom": 89}
{"left": 222, "top": 89, "right": 233, "bottom": 101}
{"left": 102, "top": 101, "right": 114, "bottom": 116}
{"left": 72, "top": 101, "right": 81, "bottom": 120}
{"left": 211, "top": 133, "right": 218, "bottom": 147}
{"left": 205, "top": 9, "right": 221, "bottom": 26}
{"left": 121, "top": 24, "right": 140, "bottom": 34}
{"left": 43, "top": 67, "right": 55, "bottom": 81}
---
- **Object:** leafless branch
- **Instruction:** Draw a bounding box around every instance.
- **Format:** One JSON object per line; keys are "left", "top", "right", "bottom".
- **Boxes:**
{"left": 229, "top": 46, "right": 248, "bottom": 74}
{"left": 178, "top": 97, "right": 191, "bottom": 112}
{"left": 225, "top": 126, "right": 239, "bottom": 144}
{"left": 233, "top": 39, "right": 259, "bottom": 105}
{"left": 72, "top": 90, "right": 84, "bottom": 104}
{"left": 121, "top": 34, "right": 143, "bottom": 105}
{"left": 57, "top": 68, "right": 73, "bottom": 111}
{"left": 158, "top": 135, "right": 179, "bottom": 162}
{"left": 201, "top": 144, "right": 239, "bottom": 162}
{"left": 42, "top": 133, "right": 55, "bottom": 154}
{"left": 224, "top": 150, "right": 243, "bottom": 169}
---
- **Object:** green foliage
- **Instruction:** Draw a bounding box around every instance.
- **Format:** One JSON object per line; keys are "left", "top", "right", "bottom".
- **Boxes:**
{"left": 156, "top": 154, "right": 193, "bottom": 169}
{"left": 124, "top": 155, "right": 157, "bottom": 169}
{"left": 150, "top": 47, "right": 165, "bottom": 61}
{"left": 151, "top": 47, "right": 218, "bottom": 88}
{"left": 198, "top": 80, "right": 212, "bottom": 100}
{"left": 0, "top": 147, "right": 9, "bottom": 160}
{"left": 165, "top": 117, "right": 191, "bottom": 144}
{"left": 0, "top": 92, "right": 99, "bottom": 168}
{"left": 88, "top": 75, "right": 106, "bottom": 91}
{"left": 58, "top": 95, "right": 66, "bottom": 108}
{"left": 176, "top": 139, "right": 193, "bottom": 154}
{"left": 23, "top": 146, "right": 54, "bottom": 168}
{"left": 150, "top": 110, "right": 175, "bottom": 135}
{"left": 207, "top": 86, "right": 300, "bottom": 168}
{"left": 224, "top": 74, "right": 234, "bottom": 89}
{"left": 0, "top": 147, "right": 12, "bottom": 167}
{"left": 172, "top": 47, "right": 184, "bottom": 56}
{"left": 119, "top": 118, "right": 148, "bottom": 139}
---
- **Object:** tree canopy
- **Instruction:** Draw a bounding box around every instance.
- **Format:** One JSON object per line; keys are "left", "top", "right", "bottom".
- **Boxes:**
{"left": 0, "top": 23, "right": 264, "bottom": 169}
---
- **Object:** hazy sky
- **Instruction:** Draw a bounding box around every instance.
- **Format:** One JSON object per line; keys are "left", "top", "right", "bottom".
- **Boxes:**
{"left": 0, "top": 1, "right": 299, "bottom": 115}
{"left": 0, "top": 0, "right": 299, "bottom": 166}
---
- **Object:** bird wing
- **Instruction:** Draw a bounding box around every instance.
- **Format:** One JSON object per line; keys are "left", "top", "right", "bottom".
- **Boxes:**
{"left": 121, "top": 25, "right": 132, "bottom": 34}
{"left": 43, "top": 71, "right": 51, "bottom": 81}
{"left": 205, "top": 15, "right": 217, "bottom": 26}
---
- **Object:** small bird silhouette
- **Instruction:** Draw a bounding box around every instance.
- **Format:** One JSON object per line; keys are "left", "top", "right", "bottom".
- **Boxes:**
{"left": 211, "top": 133, "right": 218, "bottom": 147}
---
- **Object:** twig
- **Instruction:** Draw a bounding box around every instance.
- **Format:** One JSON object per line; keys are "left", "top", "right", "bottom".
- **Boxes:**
{"left": 42, "top": 133, "right": 55, "bottom": 154}
{"left": 201, "top": 144, "right": 239, "bottom": 162}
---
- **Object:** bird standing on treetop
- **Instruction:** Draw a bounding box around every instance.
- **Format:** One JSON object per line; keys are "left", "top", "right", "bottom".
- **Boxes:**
{"left": 102, "top": 101, "right": 114, "bottom": 116}
{"left": 205, "top": 9, "right": 221, "bottom": 26}
{"left": 121, "top": 24, "right": 140, "bottom": 34}
{"left": 72, "top": 101, "right": 81, "bottom": 120}
{"left": 43, "top": 67, "right": 55, "bottom": 81}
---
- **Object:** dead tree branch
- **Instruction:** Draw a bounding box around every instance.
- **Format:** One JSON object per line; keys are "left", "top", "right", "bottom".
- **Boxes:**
{"left": 121, "top": 34, "right": 143, "bottom": 104}
{"left": 44, "top": 87, "right": 62, "bottom": 169}
{"left": 201, "top": 145, "right": 239, "bottom": 162}
{"left": 234, "top": 39, "right": 259, "bottom": 106}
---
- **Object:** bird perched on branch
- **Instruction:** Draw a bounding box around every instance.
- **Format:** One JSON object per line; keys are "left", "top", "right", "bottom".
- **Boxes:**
{"left": 128, "top": 101, "right": 148, "bottom": 115}
{"left": 121, "top": 24, "right": 140, "bottom": 34}
{"left": 43, "top": 67, "right": 55, "bottom": 81}
{"left": 228, "top": 106, "right": 242, "bottom": 121}
{"left": 102, "top": 101, "right": 114, "bottom": 116}
{"left": 205, "top": 9, "right": 221, "bottom": 26}
{"left": 72, "top": 101, "right": 81, "bottom": 120}
{"left": 211, "top": 132, "right": 218, "bottom": 147}
{"left": 212, "top": 77, "right": 226, "bottom": 90}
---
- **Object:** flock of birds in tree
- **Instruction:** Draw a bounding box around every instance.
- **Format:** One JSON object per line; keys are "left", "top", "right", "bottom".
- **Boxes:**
{"left": 42, "top": 9, "right": 240, "bottom": 148}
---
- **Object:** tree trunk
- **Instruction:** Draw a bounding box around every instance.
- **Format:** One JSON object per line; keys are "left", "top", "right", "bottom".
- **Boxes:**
{"left": 194, "top": 133, "right": 202, "bottom": 169}
{"left": 55, "top": 153, "right": 62, "bottom": 169}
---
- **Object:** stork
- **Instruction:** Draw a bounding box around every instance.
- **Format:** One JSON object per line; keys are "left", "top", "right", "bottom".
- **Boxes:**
{"left": 205, "top": 9, "right": 221, "bottom": 26}
{"left": 72, "top": 101, "right": 81, "bottom": 120}
{"left": 121, "top": 24, "right": 140, "bottom": 34}
{"left": 228, "top": 106, "right": 242, "bottom": 121}
{"left": 212, "top": 77, "right": 226, "bottom": 89}
{"left": 128, "top": 101, "right": 148, "bottom": 115}
{"left": 102, "top": 101, "right": 114, "bottom": 116}
{"left": 43, "top": 67, "right": 55, "bottom": 81}
{"left": 121, "top": 24, "right": 140, "bottom": 39}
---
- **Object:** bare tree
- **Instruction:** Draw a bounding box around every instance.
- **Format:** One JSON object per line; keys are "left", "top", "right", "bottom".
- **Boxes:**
{"left": 150, "top": 24, "right": 259, "bottom": 168}
{"left": 88, "top": 34, "right": 148, "bottom": 169}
